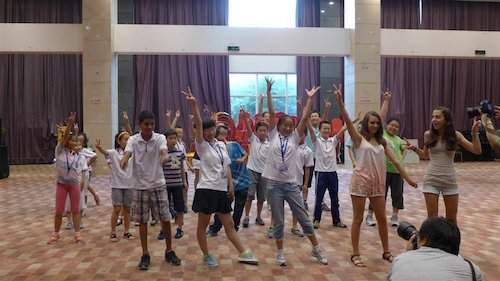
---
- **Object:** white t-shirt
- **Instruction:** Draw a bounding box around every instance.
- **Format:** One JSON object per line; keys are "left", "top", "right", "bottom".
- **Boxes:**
{"left": 124, "top": 132, "right": 167, "bottom": 190}
{"left": 294, "top": 144, "right": 314, "bottom": 186}
{"left": 79, "top": 147, "right": 97, "bottom": 172}
{"left": 106, "top": 149, "right": 134, "bottom": 189}
{"left": 314, "top": 135, "right": 340, "bottom": 172}
{"left": 246, "top": 133, "right": 270, "bottom": 174}
{"left": 54, "top": 145, "right": 88, "bottom": 185}
{"left": 195, "top": 139, "right": 231, "bottom": 192}
{"left": 262, "top": 128, "right": 301, "bottom": 183}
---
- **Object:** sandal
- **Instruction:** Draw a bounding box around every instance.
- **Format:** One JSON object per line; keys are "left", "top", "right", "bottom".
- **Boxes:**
{"left": 123, "top": 232, "right": 135, "bottom": 240}
{"left": 110, "top": 233, "right": 118, "bottom": 242}
{"left": 350, "top": 255, "right": 365, "bottom": 267}
{"left": 382, "top": 252, "right": 394, "bottom": 263}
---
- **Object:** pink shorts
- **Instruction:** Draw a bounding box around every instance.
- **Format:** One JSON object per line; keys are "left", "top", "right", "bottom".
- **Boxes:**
{"left": 55, "top": 183, "right": 80, "bottom": 215}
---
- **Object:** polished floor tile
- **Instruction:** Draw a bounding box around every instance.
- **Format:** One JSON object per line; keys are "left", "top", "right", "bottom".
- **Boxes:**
{"left": 0, "top": 161, "right": 498, "bottom": 280}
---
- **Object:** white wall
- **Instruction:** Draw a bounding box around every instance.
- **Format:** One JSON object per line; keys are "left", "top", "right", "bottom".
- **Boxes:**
{"left": 113, "top": 25, "right": 351, "bottom": 56}
{"left": 229, "top": 55, "right": 296, "bottom": 73}
{"left": 381, "top": 29, "right": 500, "bottom": 58}
{"left": 0, "top": 24, "right": 82, "bottom": 53}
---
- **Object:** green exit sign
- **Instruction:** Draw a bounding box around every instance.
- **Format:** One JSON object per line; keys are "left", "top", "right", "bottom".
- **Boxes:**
{"left": 227, "top": 46, "right": 240, "bottom": 52}
{"left": 475, "top": 50, "right": 486, "bottom": 55}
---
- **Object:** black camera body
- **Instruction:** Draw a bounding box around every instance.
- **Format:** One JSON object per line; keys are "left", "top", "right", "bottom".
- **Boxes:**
{"left": 397, "top": 221, "right": 420, "bottom": 250}
{"left": 466, "top": 100, "right": 495, "bottom": 119}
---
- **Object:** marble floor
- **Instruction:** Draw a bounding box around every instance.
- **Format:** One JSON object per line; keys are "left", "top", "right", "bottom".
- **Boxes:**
{"left": 0, "top": 161, "right": 498, "bottom": 280}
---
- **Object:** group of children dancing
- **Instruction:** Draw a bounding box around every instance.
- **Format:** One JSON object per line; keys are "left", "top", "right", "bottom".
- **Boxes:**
{"left": 48, "top": 78, "right": 484, "bottom": 269}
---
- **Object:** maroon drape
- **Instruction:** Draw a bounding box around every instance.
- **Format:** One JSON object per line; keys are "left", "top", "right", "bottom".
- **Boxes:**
{"left": 133, "top": 0, "right": 229, "bottom": 146}
{"left": 0, "top": 0, "right": 82, "bottom": 164}
{"left": 296, "top": 0, "right": 320, "bottom": 113}
{"left": 381, "top": 0, "right": 500, "bottom": 144}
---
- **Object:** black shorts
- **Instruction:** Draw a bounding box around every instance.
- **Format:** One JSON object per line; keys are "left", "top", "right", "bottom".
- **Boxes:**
{"left": 192, "top": 189, "right": 232, "bottom": 214}
{"left": 167, "top": 187, "right": 185, "bottom": 212}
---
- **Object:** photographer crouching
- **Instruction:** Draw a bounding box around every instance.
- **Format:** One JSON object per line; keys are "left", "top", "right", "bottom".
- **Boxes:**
{"left": 387, "top": 217, "right": 483, "bottom": 281}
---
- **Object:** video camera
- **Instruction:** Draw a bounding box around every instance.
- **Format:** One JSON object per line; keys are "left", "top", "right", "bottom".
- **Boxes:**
{"left": 466, "top": 100, "right": 495, "bottom": 119}
{"left": 397, "top": 221, "right": 419, "bottom": 250}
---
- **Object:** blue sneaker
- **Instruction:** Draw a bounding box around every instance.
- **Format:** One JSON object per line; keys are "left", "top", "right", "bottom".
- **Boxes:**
{"left": 158, "top": 230, "right": 165, "bottom": 240}
{"left": 238, "top": 250, "right": 259, "bottom": 265}
{"left": 206, "top": 228, "right": 218, "bottom": 237}
{"left": 203, "top": 254, "right": 219, "bottom": 267}
{"left": 79, "top": 223, "right": 84, "bottom": 229}
{"left": 65, "top": 222, "right": 73, "bottom": 230}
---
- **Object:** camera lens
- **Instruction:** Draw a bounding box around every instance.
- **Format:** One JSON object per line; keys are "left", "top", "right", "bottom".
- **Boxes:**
{"left": 397, "top": 221, "right": 418, "bottom": 240}
{"left": 466, "top": 107, "right": 481, "bottom": 119}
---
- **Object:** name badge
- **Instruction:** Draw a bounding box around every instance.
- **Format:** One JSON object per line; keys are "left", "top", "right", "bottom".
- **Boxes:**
{"left": 63, "top": 175, "right": 71, "bottom": 181}
{"left": 221, "top": 171, "right": 227, "bottom": 179}
{"left": 278, "top": 164, "right": 288, "bottom": 172}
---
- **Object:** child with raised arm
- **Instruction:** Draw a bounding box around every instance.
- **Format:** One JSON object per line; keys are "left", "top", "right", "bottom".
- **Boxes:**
{"left": 47, "top": 112, "right": 88, "bottom": 244}
{"left": 241, "top": 106, "right": 269, "bottom": 228}
{"left": 307, "top": 118, "right": 349, "bottom": 230}
{"left": 182, "top": 87, "right": 258, "bottom": 268}
{"left": 95, "top": 129, "right": 135, "bottom": 242}
{"left": 261, "top": 78, "right": 328, "bottom": 266}
{"left": 332, "top": 84, "right": 417, "bottom": 267}
{"left": 120, "top": 110, "right": 181, "bottom": 270}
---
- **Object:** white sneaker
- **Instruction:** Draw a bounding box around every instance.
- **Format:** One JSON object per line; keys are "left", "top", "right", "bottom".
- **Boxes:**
{"left": 391, "top": 215, "right": 399, "bottom": 227}
{"left": 365, "top": 214, "right": 376, "bottom": 226}
{"left": 312, "top": 246, "right": 328, "bottom": 265}
{"left": 276, "top": 251, "right": 287, "bottom": 266}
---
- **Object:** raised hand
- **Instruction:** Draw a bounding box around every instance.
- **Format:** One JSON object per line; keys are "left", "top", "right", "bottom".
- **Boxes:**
{"left": 471, "top": 118, "right": 482, "bottom": 134}
{"left": 166, "top": 110, "right": 171, "bottom": 118}
{"left": 95, "top": 139, "right": 102, "bottom": 150}
{"left": 122, "top": 111, "right": 129, "bottom": 121}
{"left": 67, "top": 112, "right": 76, "bottom": 126}
{"left": 495, "top": 105, "right": 500, "bottom": 119}
{"left": 181, "top": 87, "right": 196, "bottom": 104}
{"left": 324, "top": 97, "right": 331, "bottom": 108}
{"left": 297, "top": 98, "right": 303, "bottom": 108}
{"left": 175, "top": 110, "right": 181, "bottom": 118}
{"left": 382, "top": 88, "right": 392, "bottom": 101}
{"left": 332, "top": 84, "right": 343, "bottom": 104}
{"left": 259, "top": 94, "right": 264, "bottom": 101}
{"left": 239, "top": 105, "right": 246, "bottom": 115}
{"left": 188, "top": 114, "right": 194, "bottom": 121}
{"left": 403, "top": 138, "right": 416, "bottom": 151}
{"left": 353, "top": 111, "right": 362, "bottom": 123}
{"left": 265, "top": 77, "right": 274, "bottom": 93}
{"left": 306, "top": 86, "right": 321, "bottom": 98}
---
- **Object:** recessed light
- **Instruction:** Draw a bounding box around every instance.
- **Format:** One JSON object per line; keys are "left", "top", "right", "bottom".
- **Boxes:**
{"left": 321, "top": 10, "right": 325, "bottom": 13}
{"left": 329, "top": 1, "right": 334, "bottom": 5}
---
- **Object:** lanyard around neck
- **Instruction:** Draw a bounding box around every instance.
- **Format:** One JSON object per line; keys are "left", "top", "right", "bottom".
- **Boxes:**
{"left": 65, "top": 150, "right": 77, "bottom": 174}
{"left": 279, "top": 135, "right": 288, "bottom": 163}
{"left": 209, "top": 142, "right": 224, "bottom": 166}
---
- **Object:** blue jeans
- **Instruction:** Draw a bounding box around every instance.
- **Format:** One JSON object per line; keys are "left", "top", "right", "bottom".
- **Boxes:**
{"left": 314, "top": 172, "right": 340, "bottom": 224}
{"left": 266, "top": 181, "right": 315, "bottom": 241}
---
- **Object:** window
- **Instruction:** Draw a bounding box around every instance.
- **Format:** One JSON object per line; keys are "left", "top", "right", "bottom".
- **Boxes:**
{"left": 228, "top": 0, "right": 296, "bottom": 28}
{"left": 229, "top": 73, "right": 297, "bottom": 122}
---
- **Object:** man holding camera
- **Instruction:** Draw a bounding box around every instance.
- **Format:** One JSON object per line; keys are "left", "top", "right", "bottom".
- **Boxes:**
{"left": 481, "top": 105, "right": 500, "bottom": 150}
{"left": 387, "top": 217, "right": 483, "bottom": 281}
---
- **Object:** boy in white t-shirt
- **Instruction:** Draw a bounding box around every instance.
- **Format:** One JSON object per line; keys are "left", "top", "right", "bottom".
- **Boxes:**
{"left": 308, "top": 120, "right": 348, "bottom": 229}
{"left": 120, "top": 111, "right": 181, "bottom": 270}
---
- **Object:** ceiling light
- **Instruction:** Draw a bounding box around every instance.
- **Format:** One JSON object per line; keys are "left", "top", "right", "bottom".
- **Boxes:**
{"left": 321, "top": 10, "right": 325, "bottom": 13}
{"left": 329, "top": 1, "right": 334, "bottom": 5}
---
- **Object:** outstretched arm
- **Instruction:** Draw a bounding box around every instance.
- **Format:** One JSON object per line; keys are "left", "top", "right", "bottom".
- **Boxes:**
{"left": 322, "top": 98, "right": 331, "bottom": 121}
{"left": 122, "top": 111, "right": 133, "bottom": 135}
{"left": 482, "top": 113, "right": 500, "bottom": 150}
{"left": 59, "top": 112, "right": 76, "bottom": 147}
{"left": 332, "top": 84, "right": 361, "bottom": 148}
{"left": 94, "top": 139, "right": 109, "bottom": 157}
{"left": 380, "top": 89, "right": 392, "bottom": 124}
{"left": 265, "top": 77, "right": 276, "bottom": 130}
{"left": 406, "top": 133, "right": 430, "bottom": 160}
{"left": 258, "top": 94, "right": 265, "bottom": 117}
{"left": 182, "top": 87, "right": 203, "bottom": 145}
{"left": 457, "top": 119, "right": 482, "bottom": 155}
{"left": 165, "top": 110, "right": 172, "bottom": 129}
{"left": 240, "top": 106, "right": 253, "bottom": 137}
{"left": 171, "top": 110, "right": 180, "bottom": 128}
{"left": 297, "top": 86, "right": 321, "bottom": 138}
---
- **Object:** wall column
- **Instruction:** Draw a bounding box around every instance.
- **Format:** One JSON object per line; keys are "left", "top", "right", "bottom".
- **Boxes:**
{"left": 343, "top": 0, "right": 381, "bottom": 168}
{"left": 82, "top": 0, "right": 118, "bottom": 173}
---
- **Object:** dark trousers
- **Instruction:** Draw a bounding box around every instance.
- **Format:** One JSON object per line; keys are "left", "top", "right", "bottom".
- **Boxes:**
{"left": 314, "top": 172, "right": 340, "bottom": 223}
{"left": 209, "top": 188, "right": 248, "bottom": 232}
{"left": 368, "top": 172, "right": 404, "bottom": 211}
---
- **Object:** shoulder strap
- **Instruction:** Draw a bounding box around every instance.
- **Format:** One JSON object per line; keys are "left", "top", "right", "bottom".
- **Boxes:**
{"left": 464, "top": 259, "right": 477, "bottom": 281}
